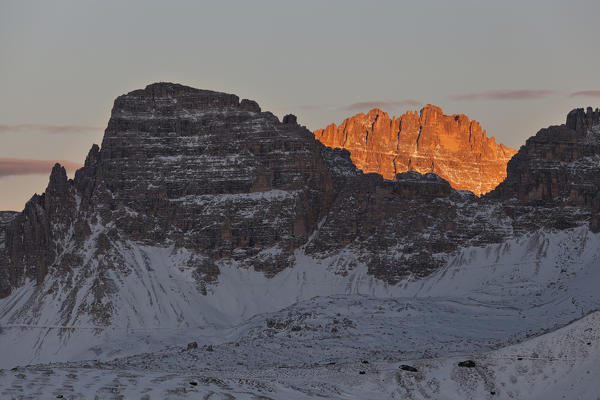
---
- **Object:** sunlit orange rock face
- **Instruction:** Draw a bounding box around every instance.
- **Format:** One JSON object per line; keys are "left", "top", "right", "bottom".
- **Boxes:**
{"left": 314, "top": 105, "right": 517, "bottom": 196}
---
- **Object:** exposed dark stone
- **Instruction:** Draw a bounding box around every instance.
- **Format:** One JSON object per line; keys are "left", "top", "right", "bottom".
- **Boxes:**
{"left": 47, "top": 164, "right": 68, "bottom": 195}
{"left": 283, "top": 114, "right": 297, "bottom": 125}
{"left": 458, "top": 360, "right": 476, "bottom": 368}
{"left": 187, "top": 342, "right": 198, "bottom": 350}
{"left": 240, "top": 99, "right": 261, "bottom": 113}
{"left": 489, "top": 107, "right": 600, "bottom": 231}
{"left": 399, "top": 364, "right": 418, "bottom": 372}
{"left": 566, "top": 107, "right": 600, "bottom": 132}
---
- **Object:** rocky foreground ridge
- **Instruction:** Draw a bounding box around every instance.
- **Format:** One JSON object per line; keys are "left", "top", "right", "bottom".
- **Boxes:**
{"left": 0, "top": 83, "right": 599, "bottom": 317}
{"left": 314, "top": 106, "right": 517, "bottom": 195}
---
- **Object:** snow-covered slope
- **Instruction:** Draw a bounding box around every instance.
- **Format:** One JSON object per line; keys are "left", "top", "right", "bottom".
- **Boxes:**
{"left": 1, "top": 226, "right": 599, "bottom": 373}
{"left": 368, "top": 310, "right": 600, "bottom": 400}
{"left": 1, "top": 291, "right": 598, "bottom": 399}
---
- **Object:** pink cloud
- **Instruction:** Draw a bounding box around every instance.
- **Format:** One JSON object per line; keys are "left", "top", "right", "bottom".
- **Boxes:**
{"left": 452, "top": 90, "right": 555, "bottom": 101}
{"left": 342, "top": 100, "right": 422, "bottom": 111}
{"left": 569, "top": 90, "right": 600, "bottom": 97}
{"left": 0, "top": 158, "right": 82, "bottom": 177}
{"left": 297, "top": 104, "right": 336, "bottom": 110}
{"left": 0, "top": 124, "right": 103, "bottom": 134}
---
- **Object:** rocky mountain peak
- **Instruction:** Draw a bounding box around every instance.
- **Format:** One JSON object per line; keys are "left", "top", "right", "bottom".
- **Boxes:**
{"left": 110, "top": 82, "right": 242, "bottom": 120}
{"left": 84, "top": 144, "right": 100, "bottom": 166}
{"left": 366, "top": 107, "right": 388, "bottom": 119}
{"left": 282, "top": 114, "right": 298, "bottom": 125}
{"left": 490, "top": 105, "right": 600, "bottom": 227}
{"left": 566, "top": 106, "right": 600, "bottom": 133}
{"left": 239, "top": 99, "right": 261, "bottom": 113}
{"left": 419, "top": 104, "right": 443, "bottom": 119}
{"left": 47, "top": 163, "right": 68, "bottom": 194}
{"left": 314, "top": 105, "right": 517, "bottom": 196}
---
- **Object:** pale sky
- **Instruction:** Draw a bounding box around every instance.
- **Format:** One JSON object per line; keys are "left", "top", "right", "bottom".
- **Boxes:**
{"left": 1, "top": 0, "right": 599, "bottom": 210}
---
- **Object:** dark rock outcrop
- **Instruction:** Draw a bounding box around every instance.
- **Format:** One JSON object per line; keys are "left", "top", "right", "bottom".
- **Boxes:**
{"left": 239, "top": 99, "right": 261, "bottom": 113}
{"left": 304, "top": 171, "right": 507, "bottom": 283}
{"left": 283, "top": 114, "right": 297, "bottom": 125}
{"left": 566, "top": 106, "right": 600, "bottom": 133}
{"left": 85, "top": 83, "right": 337, "bottom": 276}
{"left": 458, "top": 360, "right": 477, "bottom": 368}
{"left": 0, "top": 211, "right": 19, "bottom": 297}
{"left": 490, "top": 107, "right": 600, "bottom": 231}
{"left": 1, "top": 163, "right": 82, "bottom": 296}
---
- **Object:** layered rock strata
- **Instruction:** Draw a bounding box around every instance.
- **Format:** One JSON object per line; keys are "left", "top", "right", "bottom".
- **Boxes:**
{"left": 314, "top": 106, "right": 517, "bottom": 195}
{"left": 490, "top": 107, "right": 600, "bottom": 231}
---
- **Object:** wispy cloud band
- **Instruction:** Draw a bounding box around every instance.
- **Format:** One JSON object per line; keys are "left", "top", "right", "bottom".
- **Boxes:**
{"left": 0, "top": 124, "right": 103, "bottom": 134}
{"left": 452, "top": 89, "right": 555, "bottom": 101}
{"left": 0, "top": 158, "right": 82, "bottom": 177}
{"left": 297, "top": 104, "right": 335, "bottom": 111}
{"left": 342, "top": 100, "right": 422, "bottom": 112}
{"left": 570, "top": 90, "right": 600, "bottom": 98}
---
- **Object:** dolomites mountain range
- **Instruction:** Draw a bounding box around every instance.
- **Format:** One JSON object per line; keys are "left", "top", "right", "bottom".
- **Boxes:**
{"left": 1, "top": 83, "right": 599, "bottom": 301}
{"left": 0, "top": 84, "right": 600, "bottom": 398}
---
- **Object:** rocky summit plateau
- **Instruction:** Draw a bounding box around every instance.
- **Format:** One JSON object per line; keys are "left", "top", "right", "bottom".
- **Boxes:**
{"left": 1, "top": 82, "right": 600, "bottom": 399}
{"left": 314, "top": 106, "right": 517, "bottom": 196}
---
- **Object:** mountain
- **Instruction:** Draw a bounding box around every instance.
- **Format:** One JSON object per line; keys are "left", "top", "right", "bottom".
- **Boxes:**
{"left": 493, "top": 107, "right": 600, "bottom": 209}
{"left": 0, "top": 83, "right": 599, "bottom": 398}
{"left": 314, "top": 106, "right": 517, "bottom": 196}
{"left": 0, "top": 84, "right": 514, "bottom": 303}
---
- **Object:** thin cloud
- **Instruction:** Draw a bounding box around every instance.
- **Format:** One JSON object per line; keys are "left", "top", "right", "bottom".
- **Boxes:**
{"left": 569, "top": 90, "right": 600, "bottom": 98}
{"left": 0, "top": 124, "right": 103, "bottom": 134}
{"left": 0, "top": 158, "right": 82, "bottom": 177}
{"left": 297, "top": 104, "right": 336, "bottom": 111}
{"left": 342, "top": 100, "right": 422, "bottom": 112}
{"left": 452, "top": 90, "right": 555, "bottom": 101}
